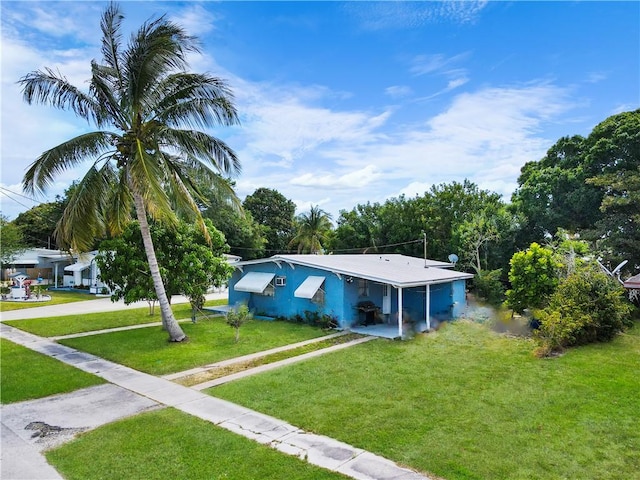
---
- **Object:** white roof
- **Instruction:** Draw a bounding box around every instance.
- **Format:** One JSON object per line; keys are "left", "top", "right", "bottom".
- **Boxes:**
{"left": 10, "top": 248, "right": 74, "bottom": 264}
{"left": 236, "top": 254, "right": 473, "bottom": 288}
{"left": 294, "top": 276, "right": 325, "bottom": 299}
{"left": 64, "top": 261, "right": 92, "bottom": 272}
{"left": 234, "top": 272, "right": 275, "bottom": 293}
{"left": 624, "top": 273, "right": 640, "bottom": 289}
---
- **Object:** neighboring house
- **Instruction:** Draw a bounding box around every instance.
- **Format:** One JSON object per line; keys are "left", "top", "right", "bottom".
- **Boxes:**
{"left": 2, "top": 248, "right": 74, "bottom": 287}
{"left": 623, "top": 273, "right": 640, "bottom": 304}
{"left": 63, "top": 251, "right": 106, "bottom": 291}
{"left": 227, "top": 254, "right": 473, "bottom": 339}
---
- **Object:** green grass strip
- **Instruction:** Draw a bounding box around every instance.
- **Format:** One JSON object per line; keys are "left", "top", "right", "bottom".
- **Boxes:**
{"left": 58, "top": 316, "right": 331, "bottom": 375}
{"left": 46, "top": 408, "right": 349, "bottom": 480}
{"left": 176, "top": 333, "right": 365, "bottom": 386}
{"left": 1, "top": 338, "right": 105, "bottom": 404}
{"left": 4, "top": 300, "right": 226, "bottom": 337}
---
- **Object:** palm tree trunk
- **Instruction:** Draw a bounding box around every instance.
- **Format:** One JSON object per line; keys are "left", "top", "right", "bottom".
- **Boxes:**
{"left": 131, "top": 187, "right": 187, "bottom": 342}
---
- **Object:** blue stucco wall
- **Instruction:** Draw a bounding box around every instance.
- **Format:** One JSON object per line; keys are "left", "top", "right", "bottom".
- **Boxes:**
{"left": 228, "top": 263, "right": 469, "bottom": 329}
{"left": 228, "top": 264, "right": 351, "bottom": 327}
{"left": 451, "top": 279, "right": 467, "bottom": 318}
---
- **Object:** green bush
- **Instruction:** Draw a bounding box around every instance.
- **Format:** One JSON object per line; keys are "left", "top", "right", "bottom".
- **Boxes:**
{"left": 506, "top": 242, "right": 561, "bottom": 313}
{"left": 473, "top": 269, "right": 505, "bottom": 305}
{"left": 275, "top": 311, "right": 338, "bottom": 330}
{"left": 535, "top": 268, "right": 633, "bottom": 356}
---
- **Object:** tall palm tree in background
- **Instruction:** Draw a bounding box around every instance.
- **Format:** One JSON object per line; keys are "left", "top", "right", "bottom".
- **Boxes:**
{"left": 289, "top": 205, "right": 333, "bottom": 254}
{"left": 19, "top": 3, "right": 240, "bottom": 342}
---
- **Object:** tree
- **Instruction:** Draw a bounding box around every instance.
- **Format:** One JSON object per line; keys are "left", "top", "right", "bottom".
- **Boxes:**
{"left": 511, "top": 135, "right": 602, "bottom": 247}
{"left": 198, "top": 178, "right": 266, "bottom": 260}
{"left": 19, "top": 3, "right": 240, "bottom": 341}
{"left": 505, "top": 242, "right": 562, "bottom": 314}
{"left": 0, "top": 215, "right": 25, "bottom": 266}
{"left": 226, "top": 304, "right": 252, "bottom": 343}
{"left": 11, "top": 198, "right": 66, "bottom": 248}
{"left": 97, "top": 219, "right": 233, "bottom": 317}
{"left": 511, "top": 109, "right": 640, "bottom": 275}
{"left": 535, "top": 266, "right": 633, "bottom": 356}
{"left": 585, "top": 109, "right": 640, "bottom": 273}
{"left": 243, "top": 188, "right": 296, "bottom": 254}
{"left": 289, "top": 205, "right": 333, "bottom": 254}
{"left": 330, "top": 202, "right": 382, "bottom": 253}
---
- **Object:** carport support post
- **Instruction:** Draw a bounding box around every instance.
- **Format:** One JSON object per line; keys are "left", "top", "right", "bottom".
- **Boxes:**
{"left": 426, "top": 284, "right": 431, "bottom": 330}
{"left": 397, "top": 286, "right": 403, "bottom": 338}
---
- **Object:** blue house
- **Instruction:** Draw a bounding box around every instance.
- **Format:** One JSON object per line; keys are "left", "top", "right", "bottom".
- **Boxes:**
{"left": 227, "top": 254, "right": 473, "bottom": 339}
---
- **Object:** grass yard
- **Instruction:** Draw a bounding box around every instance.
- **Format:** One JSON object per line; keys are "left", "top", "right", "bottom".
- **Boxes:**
{"left": 0, "top": 338, "right": 105, "bottom": 404}
{"left": 3, "top": 299, "right": 226, "bottom": 337}
{"left": 58, "top": 316, "right": 331, "bottom": 375}
{"left": 209, "top": 320, "right": 640, "bottom": 480}
{"left": 0, "top": 290, "right": 100, "bottom": 312}
{"left": 46, "top": 408, "right": 349, "bottom": 480}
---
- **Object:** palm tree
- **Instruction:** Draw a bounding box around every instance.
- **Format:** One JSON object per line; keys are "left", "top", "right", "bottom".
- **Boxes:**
{"left": 289, "top": 205, "right": 333, "bottom": 254}
{"left": 19, "top": 3, "right": 240, "bottom": 342}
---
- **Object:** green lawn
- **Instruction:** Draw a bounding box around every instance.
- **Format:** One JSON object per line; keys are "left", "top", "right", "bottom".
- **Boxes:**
{"left": 0, "top": 290, "right": 99, "bottom": 312}
{"left": 0, "top": 338, "right": 105, "bottom": 404}
{"left": 58, "top": 316, "right": 330, "bottom": 375}
{"left": 3, "top": 300, "right": 226, "bottom": 337}
{"left": 210, "top": 320, "right": 640, "bottom": 480}
{"left": 46, "top": 408, "right": 349, "bottom": 480}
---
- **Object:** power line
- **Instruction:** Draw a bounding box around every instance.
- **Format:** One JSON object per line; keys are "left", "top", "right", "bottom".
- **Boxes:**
{"left": 0, "top": 186, "right": 41, "bottom": 203}
{"left": 0, "top": 188, "right": 35, "bottom": 211}
{"left": 227, "top": 238, "right": 422, "bottom": 254}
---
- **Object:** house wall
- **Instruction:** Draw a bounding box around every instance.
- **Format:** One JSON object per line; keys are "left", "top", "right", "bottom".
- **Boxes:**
{"left": 229, "top": 264, "right": 351, "bottom": 326}
{"left": 451, "top": 279, "right": 467, "bottom": 318}
{"left": 228, "top": 263, "right": 469, "bottom": 330}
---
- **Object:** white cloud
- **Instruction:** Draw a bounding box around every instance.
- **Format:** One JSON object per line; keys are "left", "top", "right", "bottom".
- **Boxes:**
{"left": 291, "top": 165, "right": 381, "bottom": 190}
{"left": 170, "top": 4, "right": 221, "bottom": 37}
{"left": 345, "top": 1, "right": 488, "bottom": 30}
{"left": 385, "top": 85, "right": 413, "bottom": 98}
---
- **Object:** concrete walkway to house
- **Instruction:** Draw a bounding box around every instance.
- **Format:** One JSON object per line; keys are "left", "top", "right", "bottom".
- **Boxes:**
{"left": 0, "top": 301, "right": 431, "bottom": 480}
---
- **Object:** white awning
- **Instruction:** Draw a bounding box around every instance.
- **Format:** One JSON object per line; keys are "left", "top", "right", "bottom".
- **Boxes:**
{"left": 64, "top": 261, "right": 91, "bottom": 272}
{"left": 294, "top": 276, "right": 325, "bottom": 299}
{"left": 234, "top": 272, "right": 275, "bottom": 293}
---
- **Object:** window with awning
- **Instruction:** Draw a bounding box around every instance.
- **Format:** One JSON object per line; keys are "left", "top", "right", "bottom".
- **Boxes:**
{"left": 294, "top": 276, "right": 325, "bottom": 301}
{"left": 234, "top": 272, "right": 275, "bottom": 294}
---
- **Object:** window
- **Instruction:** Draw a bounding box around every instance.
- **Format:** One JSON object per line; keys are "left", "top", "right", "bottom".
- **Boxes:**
{"left": 358, "top": 279, "right": 369, "bottom": 297}
{"left": 275, "top": 276, "right": 286, "bottom": 287}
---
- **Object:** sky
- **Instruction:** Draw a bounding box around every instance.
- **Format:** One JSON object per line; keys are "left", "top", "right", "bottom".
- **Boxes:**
{"left": 1, "top": 1, "right": 639, "bottom": 224}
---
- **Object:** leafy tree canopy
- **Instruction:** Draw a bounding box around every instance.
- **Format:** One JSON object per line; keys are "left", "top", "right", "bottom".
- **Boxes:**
{"left": 243, "top": 188, "right": 296, "bottom": 254}
{"left": 289, "top": 205, "right": 333, "bottom": 254}
{"left": 0, "top": 215, "right": 25, "bottom": 266}
{"left": 506, "top": 242, "right": 562, "bottom": 314}
{"left": 512, "top": 109, "right": 639, "bottom": 275}
{"left": 97, "top": 219, "right": 232, "bottom": 314}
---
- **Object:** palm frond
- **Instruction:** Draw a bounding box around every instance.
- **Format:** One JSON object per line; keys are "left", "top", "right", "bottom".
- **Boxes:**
{"left": 100, "top": 2, "right": 125, "bottom": 84}
{"left": 90, "top": 62, "right": 128, "bottom": 129}
{"left": 18, "top": 69, "right": 100, "bottom": 123}
{"left": 124, "top": 17, "right": 198, "bottom": 115}
{"left": 105, "top": 167, "right": 134, "bottom": 236}
{"left": 153, "top": 73, "right": 240, "bottom": 128}
{"left": 159, "top": 128, "right": 241, "bottom": 176}
{"left": 56, "top": 164, "right": 114, "bottom": 252}
{"left": 23, "top": 132, "right": 117, "bottom": 195}
{"left": 127, "top": 144, "right": 176, "bottom": 227}
{"left": 162, "top": 158, "right": 211, "bottom": 243}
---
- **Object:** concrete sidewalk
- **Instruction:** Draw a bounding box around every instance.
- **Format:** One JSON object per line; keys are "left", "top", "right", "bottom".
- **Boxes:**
{"left": 0, "top": 317, "right": 432, "bottom": 479}
{"left": 0, "top": 291, "right": 229, "bottom": 321}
